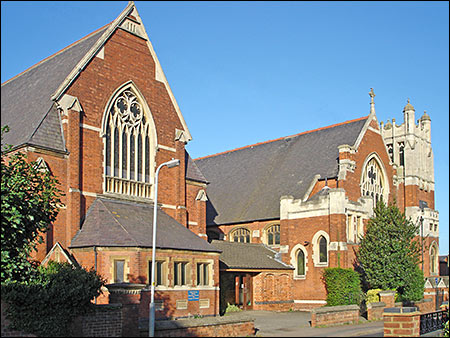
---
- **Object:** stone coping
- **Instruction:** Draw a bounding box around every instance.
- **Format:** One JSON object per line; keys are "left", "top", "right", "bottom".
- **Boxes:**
{"left": 379, "top": 290, "right": 396, "bottom": 296}
{"left": 367, "top": 301, "right": 386, "bottom": 309}
{"left": 155, "top": 315, "right": 255, "bottom": 330}
{"left": 311, "top": 304, "right": 359, "bottom": 314}
{"left": 383, "top": 306, "right": 418, "bottom": 314}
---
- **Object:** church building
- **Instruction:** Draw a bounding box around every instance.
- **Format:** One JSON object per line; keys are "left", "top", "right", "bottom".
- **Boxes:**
{"left": 1, "top": 1, "right": 443, "bottom": 319}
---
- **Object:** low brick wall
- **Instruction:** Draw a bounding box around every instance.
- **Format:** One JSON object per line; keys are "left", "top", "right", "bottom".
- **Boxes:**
{"left": 138, "top": 315, "right": 255, "bottom": 337}
{"left": 367, "top": 301, "right": 386, "bottom": 321}
{"left": 383, "top": 307, "right": 420, "bottom": 337}
{"left": 71, "top": 304, "right": 123, "bottom": 337}
{"left": 410, "top": 298, "right": 434, "bottom": 313}
{"left": 310, "top": 304, "right": 359, "bottom": 327}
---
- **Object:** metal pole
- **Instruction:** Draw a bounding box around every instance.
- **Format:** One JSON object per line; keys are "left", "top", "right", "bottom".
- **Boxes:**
{"left": 149, "top": 164, "right": 161, "bottom": 338}
{"left": 149, "top": 159, "right": 179, "bottom": 337}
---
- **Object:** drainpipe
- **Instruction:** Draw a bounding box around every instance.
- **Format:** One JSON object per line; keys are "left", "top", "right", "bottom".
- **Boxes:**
{"left": 94, "top": 246, "right": 98, "bottom": 304}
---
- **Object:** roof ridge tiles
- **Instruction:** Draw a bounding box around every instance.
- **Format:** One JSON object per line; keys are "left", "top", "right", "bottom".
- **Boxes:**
{"left": 195, "top": 115, "right": 369, "bottom": 161}
{"left": 1, "top": 23, "right": 111, "bottom": 87}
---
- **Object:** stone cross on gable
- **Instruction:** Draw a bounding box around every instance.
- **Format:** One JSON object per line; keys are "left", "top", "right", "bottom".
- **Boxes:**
{"left": 369, "top": 88, "right": 375, "bottom": 103}
{"left": 369, "top": 88, "right": 376, "bottom": 114}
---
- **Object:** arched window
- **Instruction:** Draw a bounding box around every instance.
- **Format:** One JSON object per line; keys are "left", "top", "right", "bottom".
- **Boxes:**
{"left": 361, "top": 156, "right": 387, "bottom": 208}
{"left": 430, "top": 244, "right": 438, "bottom": 275}
{"left": 103, "top": 85, "right": 155, "bottom": 198}
{"left": 230, "top": 228, "right": 251, "bottom": 243}
{"left": 319, "top": 236, "right": 327, "bottom": 263}
{"left": 266, "top": 224, "right": 280, "bottom": 246}
{"left": 297, "top": 250, "right": 305, "bottom": 276}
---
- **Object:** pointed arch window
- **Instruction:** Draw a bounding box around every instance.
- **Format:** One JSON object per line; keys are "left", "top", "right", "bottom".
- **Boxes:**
{"left": 430, "top": 244, "right": 438, "bottom": 275}
{"left": 361, "top": 156, "right": 387, "bottom": 208}
{"left": 297, "top": 250, "right": 305, "bottom": 276}
{"left": 103, "top": 87, "right": 155, "bottom": 198}
{"left": 319, "top": 236, "right": 327, "bottom": 263}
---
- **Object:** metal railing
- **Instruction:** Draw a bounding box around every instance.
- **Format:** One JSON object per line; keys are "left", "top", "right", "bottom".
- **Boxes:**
{"left": 419, "top": 309, "right": 448, "bottom": 335}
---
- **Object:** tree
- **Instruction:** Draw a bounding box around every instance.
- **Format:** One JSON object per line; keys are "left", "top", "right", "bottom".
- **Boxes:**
{"left": 1, "top": 125, "right": 63, "bottom": 284}
{"left": 356, "top": 201, "right": 424, "bottom": 302}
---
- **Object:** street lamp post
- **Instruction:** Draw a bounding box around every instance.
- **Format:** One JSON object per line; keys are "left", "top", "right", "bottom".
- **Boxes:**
{"left": 149, "top": 158, "right": 180, "bottom": 337}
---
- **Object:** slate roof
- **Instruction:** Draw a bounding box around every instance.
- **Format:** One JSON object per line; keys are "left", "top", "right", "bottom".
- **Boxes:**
{"left": 196, "top": 117, "right": 368, "bottom": 225}
{"left": 70, "top": 197, "right": 221, "bottom": 253}
{"left": 185, "top": 151, "right": 208, "bottom": 184}
{"left": 1, "top": 25, "right": 108, "bottom": 151}
{"left": 210, "top": 240, "right": 293, "bottom": 270}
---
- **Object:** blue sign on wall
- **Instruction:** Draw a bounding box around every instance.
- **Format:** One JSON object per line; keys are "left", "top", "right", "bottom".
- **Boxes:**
{"left": 188, "top": 290, "right": 199, "bottom": 301}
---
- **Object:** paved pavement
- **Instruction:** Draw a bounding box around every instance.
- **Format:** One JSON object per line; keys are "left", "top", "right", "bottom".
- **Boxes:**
{"left": 225, "top": 310, "right": 384, "bottom": 337}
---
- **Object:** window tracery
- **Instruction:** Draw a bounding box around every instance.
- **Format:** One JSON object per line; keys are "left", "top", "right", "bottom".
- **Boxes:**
{"left": 103, "top": 87, "right": 154, "bottom": 198}
{"left": 361, "top": 157, "right": 386, "bottom": 208}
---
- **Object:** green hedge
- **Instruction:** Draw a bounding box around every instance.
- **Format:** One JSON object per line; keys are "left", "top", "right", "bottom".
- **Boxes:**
{"left": 1, "top": 261, "right": 104, "bottom": 337}
{"left": 323, "top": 267, "right": 362, "bottom": 306}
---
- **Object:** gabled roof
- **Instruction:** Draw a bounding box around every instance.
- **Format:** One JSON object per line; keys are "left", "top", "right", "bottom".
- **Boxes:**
{"left": 196, "top": 116, "right": 368, "bottom": 225}
{"left": 1, "top": 1, "right": 192, "bottom": 152}
{"left": 210, "top": 240, "right": 293, "bottom": 270}
{"left": 70, "top": 197, "right": 220, "bottom": 253}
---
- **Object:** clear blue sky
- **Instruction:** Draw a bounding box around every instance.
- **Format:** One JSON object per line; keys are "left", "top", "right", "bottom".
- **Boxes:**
{"left": 2, "top": 1, "right": 448, "bottom": 255}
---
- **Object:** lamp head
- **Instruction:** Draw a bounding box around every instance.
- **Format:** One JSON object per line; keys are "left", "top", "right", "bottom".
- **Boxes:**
{"left": 166, "top": 158, "right": 180, "bottom": 168}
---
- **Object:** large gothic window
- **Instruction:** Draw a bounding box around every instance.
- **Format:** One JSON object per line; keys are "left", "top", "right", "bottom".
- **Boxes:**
{"left": 361, "top": 156, "right": 387, "bottom": 208}
{"left": 103, "top": 86, "right": 155, "bottom": 198}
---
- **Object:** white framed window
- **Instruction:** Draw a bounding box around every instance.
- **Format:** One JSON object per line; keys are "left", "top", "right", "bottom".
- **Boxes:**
{"left": 312, "top": 231, "right": 329, "bottom": 267}
{"left": 290, "top": 244, "right": 308, "bottom": 279}
{"left": 174, "top": 261, "right": 190, "bottom": 286}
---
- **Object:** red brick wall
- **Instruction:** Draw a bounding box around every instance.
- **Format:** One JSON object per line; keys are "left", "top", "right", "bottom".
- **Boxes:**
{"left": 310, "top": 305, "right": 359, "bottom": 327}
{"left": 383, "top": 311, "right": 421, "bottom": 337}
{"left": 252, "top": 271, "right": 293, "bottom": 311}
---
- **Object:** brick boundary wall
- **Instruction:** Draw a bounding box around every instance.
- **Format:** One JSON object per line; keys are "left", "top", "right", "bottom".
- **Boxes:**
{"left": 139, "top": 315, "right": 255, "bottom": 337}
{"left": 310, "top": 304, "right": 359, "bottom": 327}
{"left": 366, "top": 301, "right": 386, "bottom": 321}
{"left": 71, "top": 304, "right": 123, "bottom": 337}
{"left": 383, "top": 307, "right": 420, "bottom": 337}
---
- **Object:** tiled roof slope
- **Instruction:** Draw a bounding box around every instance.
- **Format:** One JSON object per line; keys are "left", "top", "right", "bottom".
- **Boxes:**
{"left": 210, "top": 240, "right": 293, "bottom": 270}
{"left": 70, "top": 197, "right": 221, "bottom": 253}
{"left": 196, "top": 117, "right": 368, "bottom": 225}
{"left": 1, "top": 26, "right": 107, "bottom": 151}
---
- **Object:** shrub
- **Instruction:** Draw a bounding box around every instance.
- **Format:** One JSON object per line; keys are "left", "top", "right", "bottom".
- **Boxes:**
{"left": 323, "top": 267, "right": 362, "bottom": 306}
{"left": 225, "top": 303, "right": 242, "bottom": 313}
{"left": 2, "top": 261, "right": 104, "bottom": 337}
{"left": 366, "top": 289, "right": 383, "bottom": 303}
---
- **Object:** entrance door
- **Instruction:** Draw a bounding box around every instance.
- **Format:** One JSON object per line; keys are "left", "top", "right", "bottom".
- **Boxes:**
{"left": 234, "top": 274, "right": 253, "bottom": 310}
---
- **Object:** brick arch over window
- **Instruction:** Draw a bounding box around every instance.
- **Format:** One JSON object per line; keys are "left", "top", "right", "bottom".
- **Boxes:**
{"left": 360, "top": 153, "right": 390, "bottom": 207}
{"left": 101, "top": 81, "right": 157, "bottom": 199}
